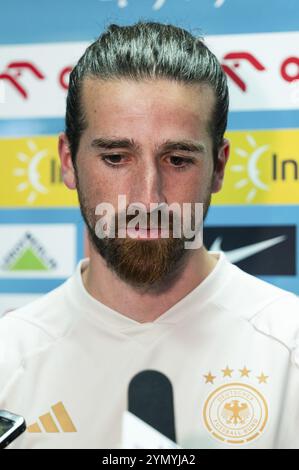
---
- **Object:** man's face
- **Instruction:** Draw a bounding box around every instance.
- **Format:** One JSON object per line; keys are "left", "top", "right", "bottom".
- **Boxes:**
{"left": 62, "top": 78, "right": 228, "bottom": 293}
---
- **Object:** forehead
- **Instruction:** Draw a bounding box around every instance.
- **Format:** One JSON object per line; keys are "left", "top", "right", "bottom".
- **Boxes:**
{"left": 81, "top": 77, "right": 215, "bottom": 134}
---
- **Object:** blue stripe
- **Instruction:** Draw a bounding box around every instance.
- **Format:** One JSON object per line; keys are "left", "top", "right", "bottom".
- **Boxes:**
{"left": 0, "top": 279, "right": 67, "bottom": 294}
{"left": 0, "top": 0, "right": 298, "bottom": 45}
{"left": 0, "top": 111, "right": 298, "bottom": 138}
{"left": 227, "top": 111, "right": 299, "bottom": 131}
{"left": 206, "top": 205, "right": 299, "bottom": 225}
{"left": 0, "top": 208, "right": 82, "bottom": 223}
{"left": 0, "top": 119, "right": 65, "bottom": 137}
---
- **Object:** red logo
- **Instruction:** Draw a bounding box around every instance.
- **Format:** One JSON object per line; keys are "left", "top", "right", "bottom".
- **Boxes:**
{"left": 0, "top": 61, "right": 45, "bottom": 99}
{"left": 280, "top": 56, "right": 299, "bottom": 82}
{"left": 221, "top": 52, "right": 266, "bottom": 92}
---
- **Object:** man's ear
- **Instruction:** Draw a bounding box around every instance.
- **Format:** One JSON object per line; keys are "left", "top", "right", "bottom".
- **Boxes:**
{"left": 58, "top": 132, "right": 77, "bottom": 190}
{"left": 211, "top": 138, "right": 230, "bottom": 193}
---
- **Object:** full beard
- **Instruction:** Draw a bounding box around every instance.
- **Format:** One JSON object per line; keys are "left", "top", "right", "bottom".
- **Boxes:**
{"left": 77, "top": 185, "right": 212, "bottom": 295}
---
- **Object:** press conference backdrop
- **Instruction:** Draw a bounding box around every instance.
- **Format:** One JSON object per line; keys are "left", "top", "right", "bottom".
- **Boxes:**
{"left": 0, "top": 0, "right": 298, "bottom": 315}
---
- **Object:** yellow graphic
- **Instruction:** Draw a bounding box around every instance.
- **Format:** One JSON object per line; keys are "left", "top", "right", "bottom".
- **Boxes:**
{"left": 221, "top": 366, "right": 234, "bottom": 378}
{"left": 203, "top": 371, "right": 216, "bottom": 384}
{"left": 213, "top": 129, "right": 299, "bottom": 205}
{"left": 0, "top": 136, "right": 78, "bottom": 207}
{"left": 2, "top": 129, "right": 298, "bottom": 207}
{"left": 39, "top": 412, "right": 60, "bottom": 433}
{"left": 27, "top": 401, "right": 77, "bottom": 433}
{"left": 202, "top": 366, "right": 269, "bottom": 445}
{"left": 223, "top": 400, "right": 250, "bottom": 425}
{"left": 203, "top": 366, "right": 269, "bottom": 385}
{"left": 202, "top": 382, "right": 268, "bottom": 445}
{"left": 239, "top": 366, "right": 251, "bottom": 377}
{"left": 257, "top": 372, "right": 269, "bottom": 384}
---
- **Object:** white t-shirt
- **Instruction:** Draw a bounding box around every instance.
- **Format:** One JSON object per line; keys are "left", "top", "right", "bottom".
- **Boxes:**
{"left": 1, "top": 251, "right": 299, "bottom": 449}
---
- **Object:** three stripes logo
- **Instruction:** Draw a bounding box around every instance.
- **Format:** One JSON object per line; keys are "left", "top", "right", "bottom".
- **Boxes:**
{"left": 27, "top": 402, "right": 77, "bottom": 433}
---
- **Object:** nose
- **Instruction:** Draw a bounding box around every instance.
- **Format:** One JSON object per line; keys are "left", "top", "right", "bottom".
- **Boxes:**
{"left": 130, "top": 157, "right": 167, "bottom": 212}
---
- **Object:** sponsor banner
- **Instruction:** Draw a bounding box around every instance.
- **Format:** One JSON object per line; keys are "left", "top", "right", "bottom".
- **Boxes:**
{"left": 0, "top": 293, "right": 40, "bottom": 317}
{"left": 2, "top": 0, "right": 299, "bottom": 47}
{"left": 205, "top": 205, "right": 299, "bottom": 296}
{"left": 1, "top": 129, "right": 299, "bottom": 208}
{"left": 206, "top": 32, "right": 299, "bottom": 111}
{"left": 0, "top": 224, "right": 76, "bottom": 279}
{"left": 0, "top": 31, "right": 298, "bottom": 118}
{"left": 0, "top": 136, "right": 77, "bottom": 207}
{"left": 0, "top": 209, "right": 84, "bottom": 293}
{"left": 204, "top": 225, "right": 296, "bottom": 275}
{"left": 0, "top": 42, "right": 87, "bottom": 118}
{"left": 213, "top": 129, "right": 299, "bottom": 205}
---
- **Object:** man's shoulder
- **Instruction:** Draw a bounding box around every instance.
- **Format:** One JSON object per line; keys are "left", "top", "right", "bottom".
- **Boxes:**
{"left": 219, "top": 260, "right": 299, "bottom": 359}
{"left": 0, "top": 278, "right": 78, "bottom": 388}
{"left": 0, "top": 277, "right": 76, "bottom": 337}
{"left": 247, "top": 283, "right": 299, "bottom": 361}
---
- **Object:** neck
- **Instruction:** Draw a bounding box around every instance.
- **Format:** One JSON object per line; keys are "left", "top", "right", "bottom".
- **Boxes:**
{"left": 81, "top": 243, "right": 218, "bottom": 323}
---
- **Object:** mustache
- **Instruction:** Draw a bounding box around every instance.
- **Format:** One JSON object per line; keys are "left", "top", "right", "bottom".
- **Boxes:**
{"left": 116, "top": 212, "right": 175, "bottom": 230}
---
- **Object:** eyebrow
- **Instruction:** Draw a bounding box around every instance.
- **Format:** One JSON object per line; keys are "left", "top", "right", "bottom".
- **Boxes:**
{"left": 90, "top": 137, "right": 206, "bottom": 155}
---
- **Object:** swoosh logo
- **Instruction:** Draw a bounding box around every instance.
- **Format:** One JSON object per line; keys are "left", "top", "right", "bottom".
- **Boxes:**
{"left": 210, "top": 235, "right": 287, "bottom": 263}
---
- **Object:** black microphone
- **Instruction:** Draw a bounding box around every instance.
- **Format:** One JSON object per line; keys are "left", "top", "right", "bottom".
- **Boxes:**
{"left": 128, "top": 369, "right": 177, "bottom": 443}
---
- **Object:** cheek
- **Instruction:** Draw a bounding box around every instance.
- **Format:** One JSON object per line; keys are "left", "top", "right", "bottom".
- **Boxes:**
{"left": 168, "top": 165, "right": 213, "bottom": 200}
{"left": 77, "top": 169, "right": 101, "bottom": 205}
{"left": 81, "top": 173, "right": 124, "bottom": 212}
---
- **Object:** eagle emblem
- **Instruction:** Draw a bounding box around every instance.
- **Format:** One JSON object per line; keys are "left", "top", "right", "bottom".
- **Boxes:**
{"left": 222, "top": 400, "right": 250, "bottom": 425}
{"left": 203, "top": 382, "right": 268, "bottom": 444}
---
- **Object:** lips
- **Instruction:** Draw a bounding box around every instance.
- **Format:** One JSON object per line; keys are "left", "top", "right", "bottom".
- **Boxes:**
{"left": 134, "top": 222, "right": 168, "bottom": 230}
{"left": 126, "top": 226, "right": 169, "bottom": 239}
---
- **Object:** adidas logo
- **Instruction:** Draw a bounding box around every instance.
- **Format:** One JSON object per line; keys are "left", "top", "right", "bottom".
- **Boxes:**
{"left": 27, "top": 401, "right": 77, "bottom": 433}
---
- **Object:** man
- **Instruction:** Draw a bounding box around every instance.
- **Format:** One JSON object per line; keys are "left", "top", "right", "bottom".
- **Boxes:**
{"left": 1, "top": 21, "right": 299, "bottom": 449}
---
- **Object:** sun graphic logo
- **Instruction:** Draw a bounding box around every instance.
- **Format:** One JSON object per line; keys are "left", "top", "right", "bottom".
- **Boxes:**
{"left": 230, "top": 134, "right": 270, "bottom": 203}
{"left": 202, "top": 366, "right": 268, "bottom": 445}
{"left": 13, "top": 139, "right": 49, "bottom": 204}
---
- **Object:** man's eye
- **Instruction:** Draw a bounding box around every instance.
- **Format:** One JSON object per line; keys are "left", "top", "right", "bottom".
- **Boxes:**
{"left": 100, "top": 154, "right": 124, "bottom": 167}
{"left": 169, "top": 156, "right": 194, "bottom": 171}
{"left": 100, "top": 154, "right": 194, "bottom": 171}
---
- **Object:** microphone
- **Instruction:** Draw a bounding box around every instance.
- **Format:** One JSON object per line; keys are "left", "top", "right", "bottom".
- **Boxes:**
{"left": 128, "top": 369, "right": 177, "bottom": 443}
